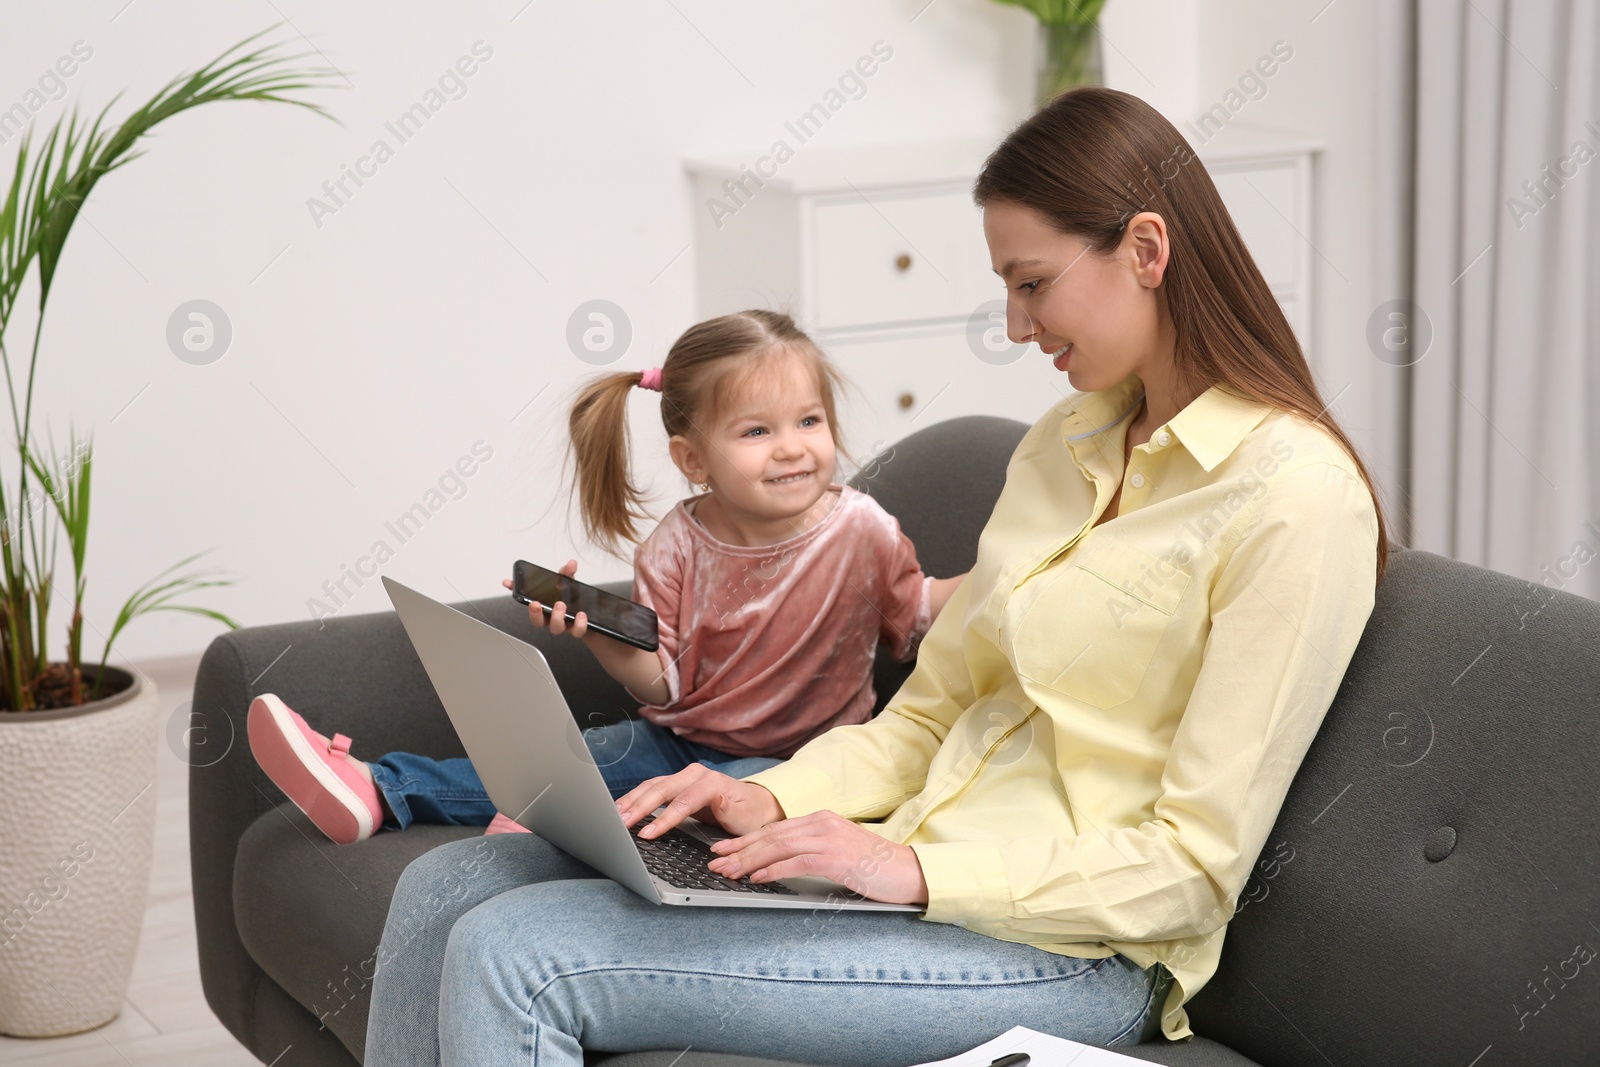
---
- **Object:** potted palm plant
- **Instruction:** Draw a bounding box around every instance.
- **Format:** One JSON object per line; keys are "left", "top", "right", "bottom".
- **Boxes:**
{"left": 0, "top": 29, "right": 335, "bottom": 1037}
{"left": 991, "top": 0, "right": 1110, "bottom": 105}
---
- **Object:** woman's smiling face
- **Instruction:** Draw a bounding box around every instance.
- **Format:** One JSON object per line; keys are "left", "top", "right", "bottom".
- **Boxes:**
{"left": 983, "top": 199, "right": 1170, "bottom": 394}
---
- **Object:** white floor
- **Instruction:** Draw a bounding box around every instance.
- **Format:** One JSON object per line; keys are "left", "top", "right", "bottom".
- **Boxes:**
{"left": 0, "top": 659, "right": 261, "bottom": 1066}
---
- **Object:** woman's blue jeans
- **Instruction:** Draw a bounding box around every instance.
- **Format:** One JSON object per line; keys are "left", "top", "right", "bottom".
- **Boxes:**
{"left": 366, "top": 717, "right": 784, "bottom": 829}
{"left": 363, "top": 834, "right": 1171, "bottom": 1066}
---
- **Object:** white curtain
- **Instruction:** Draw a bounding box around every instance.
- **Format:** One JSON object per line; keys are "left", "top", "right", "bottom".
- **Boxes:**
{"left": 1385, "top": 0, "right": 1600, "bottom": 601}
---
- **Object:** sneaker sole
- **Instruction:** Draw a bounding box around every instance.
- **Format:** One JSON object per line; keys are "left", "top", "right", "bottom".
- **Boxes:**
{"left": 248, "top": 695, "right": 375, "bottom": 844}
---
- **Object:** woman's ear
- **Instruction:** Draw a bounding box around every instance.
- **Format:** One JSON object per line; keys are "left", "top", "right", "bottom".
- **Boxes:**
{"left": 1124, "top": 211, "right": 1170, "bottom": 288}
{"left": 668, "top": 434, "right": 707, "bottom": 485}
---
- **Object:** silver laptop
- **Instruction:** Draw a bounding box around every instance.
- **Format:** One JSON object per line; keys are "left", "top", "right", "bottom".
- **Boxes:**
{"left": 382, "top": 576, "right": 921, "bottom": 912}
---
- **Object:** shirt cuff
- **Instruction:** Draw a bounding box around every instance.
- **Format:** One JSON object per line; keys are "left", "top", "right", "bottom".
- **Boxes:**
{"left": 910, "top": 841, "right": 1011, "bottom": 926}
{"left": 739, "top": 760, "right": 842, "bottom": 820}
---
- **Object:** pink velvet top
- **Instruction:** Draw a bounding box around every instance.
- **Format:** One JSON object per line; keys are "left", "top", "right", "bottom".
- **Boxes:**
{"left": 626, "top": 485, "right": 933, "bottom": 759}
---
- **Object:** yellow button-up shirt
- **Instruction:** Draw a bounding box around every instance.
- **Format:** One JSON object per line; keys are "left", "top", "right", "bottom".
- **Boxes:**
{"left": 744, "top": 371, "right": 1379, "bottom": 1042}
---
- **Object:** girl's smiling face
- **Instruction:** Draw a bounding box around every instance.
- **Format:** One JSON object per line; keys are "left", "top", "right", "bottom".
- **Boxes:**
{"left": 983, "top": 199, "right": 1172, "bottom": 394}
{"left": 668, "top": 348, "right": 837, "bottom": 543}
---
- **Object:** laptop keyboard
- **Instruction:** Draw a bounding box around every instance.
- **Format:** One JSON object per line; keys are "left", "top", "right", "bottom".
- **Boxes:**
{"left": 629, "top": 814, "right": 799, "bottom": 896}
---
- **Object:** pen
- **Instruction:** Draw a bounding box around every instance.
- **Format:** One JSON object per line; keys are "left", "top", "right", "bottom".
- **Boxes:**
{"left": 988, "top": 1055, "right": 1029, "bottom": 1067}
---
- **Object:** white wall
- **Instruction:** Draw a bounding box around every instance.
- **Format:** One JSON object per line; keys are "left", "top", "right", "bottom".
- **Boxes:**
{"left": 1100, "top": 0, "right": 1200, "bottom": 123}
{"left": 1187, "top": 0, "right": 1399, "bottom": 524}
{"left": 0, "top": 1, "right": 1036, "bottom": 662}
{"left": 1, "top": 0, "right": 1392, "bottom": 665}
{"left": 1105, "top": 0, "right": 1396, "bottom": 528}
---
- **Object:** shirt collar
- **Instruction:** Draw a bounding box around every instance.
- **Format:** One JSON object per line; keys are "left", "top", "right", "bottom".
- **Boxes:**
{"left": 1058, "top": 372, "right": 1145, "bottom": 444}
{"left": 1059, "top": 372, "right": 1274, "bottom": 472}
{"left": 1167, "top": 383, "right": 1274, "bottom": 471}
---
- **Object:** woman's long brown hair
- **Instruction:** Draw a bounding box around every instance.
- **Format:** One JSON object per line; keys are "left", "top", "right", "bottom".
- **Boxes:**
{"left": 974, "top": 86, "right": 1390, "bottom": 581}
{"left": 566, "top": 309, "right": 845, "bottom": 555}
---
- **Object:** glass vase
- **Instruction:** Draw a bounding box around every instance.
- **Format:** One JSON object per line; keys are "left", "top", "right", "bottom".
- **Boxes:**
{"left": 1037, "top": 20, "right": 1104, "bottom": 106}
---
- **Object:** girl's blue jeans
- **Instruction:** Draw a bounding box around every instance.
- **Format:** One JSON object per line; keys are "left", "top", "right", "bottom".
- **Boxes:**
{"left": 363, "top": 833, "right": 1172, "bottom": 1066}
{"left": 367, "top": 717, "right": 784, "bottom": 829}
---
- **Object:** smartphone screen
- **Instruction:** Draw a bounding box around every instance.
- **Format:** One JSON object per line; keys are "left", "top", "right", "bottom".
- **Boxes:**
{"left": 511, "top": 560, "right": 660, "bottom": 652}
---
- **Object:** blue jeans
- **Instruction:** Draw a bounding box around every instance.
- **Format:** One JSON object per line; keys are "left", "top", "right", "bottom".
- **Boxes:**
{"left": 367, "top": 717, "right": 784, "bottom": 829}
{"left": 363, "top": 834, "right": 1171, "bottom": 1066}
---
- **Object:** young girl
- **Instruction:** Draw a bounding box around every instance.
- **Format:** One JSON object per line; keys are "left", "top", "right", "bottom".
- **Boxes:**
{"left": 248, "top": 309, "right": 965, "bottom": 844}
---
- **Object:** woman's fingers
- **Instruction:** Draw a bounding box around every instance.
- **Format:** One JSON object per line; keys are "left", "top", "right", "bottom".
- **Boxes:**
{"left": 724, "top": 854, "right": 815, "bottom": 885}
{"left": 614, "top": 766, "right": 710, "bottom": 830}
{"left": 570, "top": 610, "right": 589, "bottom": 639}
{"left": 648, "top": 771, "right": 738, "bottom": 837}
{"left": 614, "top": 765, "right": 764, "bottom": 838}
{"left": 707, "top": 817, "right": 824, "bottom": 877}
{"left": 707, "top": 816, "right": 785, "bottom": 856}
{"left": 702, "top": 811, "right": 921, "bottom": 902}
{"left": 614, "top": 766, "right": 782, "bottom": 842}
{"left": 709, "top": 833, "right": 823, "bottom": 882}
{"left": 560, "top": 558, "right": 579, "bottom": 577}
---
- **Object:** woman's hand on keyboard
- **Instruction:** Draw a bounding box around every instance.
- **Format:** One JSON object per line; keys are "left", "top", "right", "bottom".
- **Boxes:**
{"left": 706, "top": 811, "right": 930, "bottom": 906}
{"left": 616, "top": 764, "right": 785, "bottom": 839}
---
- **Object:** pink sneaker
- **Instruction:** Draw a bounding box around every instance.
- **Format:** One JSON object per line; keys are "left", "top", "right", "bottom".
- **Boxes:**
{"left": 484, "top": 812, "right": 531, "bottom": 835}
{"left": 248, "top": 694, "right": 384, "bottom": 845}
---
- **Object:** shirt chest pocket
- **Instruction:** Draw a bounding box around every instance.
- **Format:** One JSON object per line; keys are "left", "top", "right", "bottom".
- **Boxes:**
{"left": 1009, "top": 539, "right": 1192, "bottom": 710}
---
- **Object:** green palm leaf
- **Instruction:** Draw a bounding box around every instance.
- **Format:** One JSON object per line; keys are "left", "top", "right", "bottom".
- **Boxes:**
{"left": 92, "top": 552, "right": 241, "bottom": 701}
{"left": 0, "top": 27, "right": 336, "bottom": 709}
{"left": 989, "top": 0, "right": 1108, "bottom": 25}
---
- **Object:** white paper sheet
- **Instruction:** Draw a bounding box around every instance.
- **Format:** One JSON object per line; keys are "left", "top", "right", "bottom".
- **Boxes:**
{"left": 908, "top": 1024, "right": 1153, "bottom": 1066}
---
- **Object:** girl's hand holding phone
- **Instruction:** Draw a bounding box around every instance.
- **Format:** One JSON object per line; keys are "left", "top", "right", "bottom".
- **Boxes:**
{"left": 506, "top": 558, "right": 669, "bottom": 703}
{"left": 500, "top": 558, "right": 590, "bottom": 640}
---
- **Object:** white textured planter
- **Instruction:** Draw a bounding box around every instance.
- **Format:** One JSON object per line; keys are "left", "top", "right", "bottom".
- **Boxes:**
{"left": 0, "top": 668, "right": 160, "bottom": 1037}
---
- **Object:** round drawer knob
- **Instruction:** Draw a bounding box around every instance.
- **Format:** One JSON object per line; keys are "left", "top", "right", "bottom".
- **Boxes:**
{"left": 894, "top": 253, "right": 912, "bottom": 272}
{"left": 898, "top": 392, "right": 915, "bottom": 410}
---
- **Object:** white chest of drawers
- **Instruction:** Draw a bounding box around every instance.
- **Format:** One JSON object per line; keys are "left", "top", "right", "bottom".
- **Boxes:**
{"left": 685, "top": 128, "right": 1318, "bottom": 465}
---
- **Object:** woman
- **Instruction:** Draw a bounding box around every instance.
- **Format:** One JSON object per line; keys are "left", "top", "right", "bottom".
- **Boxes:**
{"left": 364, "top": 86, "right": 1389, "bottom": 1066}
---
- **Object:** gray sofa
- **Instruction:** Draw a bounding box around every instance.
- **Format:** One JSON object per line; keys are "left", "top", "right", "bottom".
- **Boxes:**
{"left": 192, "top": 414, "right": 1600, "bottom": 1067}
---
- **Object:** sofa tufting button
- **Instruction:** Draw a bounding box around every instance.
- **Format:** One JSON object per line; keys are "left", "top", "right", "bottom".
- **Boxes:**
{"left": 1424, "top": 826, "right": 1457, "bottom": 862}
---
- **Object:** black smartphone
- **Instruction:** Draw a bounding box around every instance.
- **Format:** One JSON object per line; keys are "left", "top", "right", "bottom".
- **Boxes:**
{"left": 510, "top": 560, "right": 659, "bottom": 652}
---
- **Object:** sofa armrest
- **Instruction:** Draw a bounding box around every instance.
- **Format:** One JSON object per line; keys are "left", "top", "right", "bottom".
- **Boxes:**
{"left": 190, "top": 584, "right": 635, "bottom": 1054}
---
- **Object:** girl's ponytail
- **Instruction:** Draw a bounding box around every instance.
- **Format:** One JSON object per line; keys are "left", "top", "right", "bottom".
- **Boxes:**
{"left": 567, "top": 370, "right": 652, "bottom": 555}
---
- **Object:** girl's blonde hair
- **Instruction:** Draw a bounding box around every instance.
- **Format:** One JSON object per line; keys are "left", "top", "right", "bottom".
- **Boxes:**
{"left": 567, "top": 309, "right": 845, "bottom": 555}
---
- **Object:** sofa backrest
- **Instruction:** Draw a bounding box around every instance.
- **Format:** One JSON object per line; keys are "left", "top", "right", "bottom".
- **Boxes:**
{"left": 1187, "top": 546, "right": 1600, "bottom": 1065}
{"left": 848, "top": 415, "right": 1031, "bottom": 713}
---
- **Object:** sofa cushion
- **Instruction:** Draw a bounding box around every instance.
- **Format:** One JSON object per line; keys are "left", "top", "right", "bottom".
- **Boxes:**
{"left": 235, "top": 805, "right": 480, "bottom": 1061}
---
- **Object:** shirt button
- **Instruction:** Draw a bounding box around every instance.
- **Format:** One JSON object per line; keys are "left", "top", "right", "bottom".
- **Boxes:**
{"left": 1156, "top": 431, "right": 1172, "bottom": 447}
{"left": 954, "top": 920, "right": 967, "bottom": 927}
{"left": 1130, "top": 472, "right": 1146, "bottom": 488}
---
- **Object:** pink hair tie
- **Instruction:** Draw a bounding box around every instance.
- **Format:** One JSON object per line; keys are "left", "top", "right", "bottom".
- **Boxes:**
{"left": 638, "top": 366, "right": 663, "bottom": 392}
